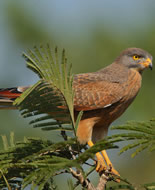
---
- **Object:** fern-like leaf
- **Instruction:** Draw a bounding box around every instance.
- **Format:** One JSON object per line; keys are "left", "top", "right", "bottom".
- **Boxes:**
{"left": 110, "top": 119, "right": 155, "bottom": 157}
{"left": 14, "top": 44, "right": 75, "bottom": 134}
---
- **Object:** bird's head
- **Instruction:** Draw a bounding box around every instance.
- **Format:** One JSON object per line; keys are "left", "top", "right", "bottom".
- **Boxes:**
{"left": 115, "top": 48, "right": 153, "bottom": 73}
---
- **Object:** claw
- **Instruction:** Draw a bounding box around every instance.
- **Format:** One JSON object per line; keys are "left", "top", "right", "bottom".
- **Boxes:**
{"left": 110, "top": 166, "right": 120, "bottom": 176}
{"left": 108, "top": 164, "right": 120, "bottom": 183}
{"left": 95, "top": 153, "right": 106, "bottom": 172}
{"left": 87, "top": 141, "right": 120, "bottom": 183}
{"left": 95, "top": 152, "right": 106, "bottom": 172}
{"left": 101, "top": 150, "right": 120, "bottom": 182}
{"left": 95, "top": 154, "right": 120, "bottom": 183}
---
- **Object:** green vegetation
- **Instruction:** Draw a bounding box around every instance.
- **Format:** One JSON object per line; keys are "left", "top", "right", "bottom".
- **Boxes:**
{"left": 0, "top": 45, "right": 154, "bottom": 189}
{"left": 0, "top": 1, "right": 155, "bottom": 189}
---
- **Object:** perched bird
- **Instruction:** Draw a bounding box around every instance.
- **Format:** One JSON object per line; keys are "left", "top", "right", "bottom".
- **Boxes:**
{"left": 0, "top": 48, "right": 153, "bottom": 179}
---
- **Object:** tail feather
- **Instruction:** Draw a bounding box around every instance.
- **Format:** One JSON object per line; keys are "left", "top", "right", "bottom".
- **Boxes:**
{"left": 0, "top": 86, "right": 29, "bottom": 109}
{"left": 0, "top": 99, "right": 15, "bottom": 109}
{"left": 0, "top": 88, "right": 21, "bottom": 99}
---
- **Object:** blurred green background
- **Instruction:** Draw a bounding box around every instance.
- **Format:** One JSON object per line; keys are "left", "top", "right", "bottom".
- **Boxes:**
{"left": 0, "top": 0, "right": 154, "bottom": 189}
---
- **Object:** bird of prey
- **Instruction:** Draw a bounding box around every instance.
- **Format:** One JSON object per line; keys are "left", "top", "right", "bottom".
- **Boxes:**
{"left": 0, "top": 48, "right": 153, "bottom": 179}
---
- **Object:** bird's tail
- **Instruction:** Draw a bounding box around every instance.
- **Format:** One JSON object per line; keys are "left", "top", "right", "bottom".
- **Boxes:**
{"left": 0, "top": 86, "right": 29, "bottom": 109}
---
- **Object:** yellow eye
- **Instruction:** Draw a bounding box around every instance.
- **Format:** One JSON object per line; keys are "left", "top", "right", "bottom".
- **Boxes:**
{"left": 133, "top": 55, "right": 141, "bottom": 60}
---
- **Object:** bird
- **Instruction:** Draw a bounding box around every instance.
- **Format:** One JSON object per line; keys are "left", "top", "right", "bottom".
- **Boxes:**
{"left": 0, "top": 47, "right": 153, "bottom": 179}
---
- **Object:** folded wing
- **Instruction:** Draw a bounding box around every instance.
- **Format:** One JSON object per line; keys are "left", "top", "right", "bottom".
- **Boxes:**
{"left": 73, "top": 72, "right": 127, "bottom": 111}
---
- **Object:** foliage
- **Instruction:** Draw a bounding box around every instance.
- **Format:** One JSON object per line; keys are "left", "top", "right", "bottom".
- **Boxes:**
{"left": 0, "top": 44, "right": 154, "bottom": 189}
{"left": 110, "top": 119, "right": 155, "bottom": 157}
{"left": 106, "top": 182, "right": 155, "bottom": 190}
{"left": 14, "top": 44, "right": 75, "bottom": 132}
{"left": 0, "top": 132, "right": 116, "bottom": 189}
{"left": 0, "top": 44, "right": 116, "bottom": 189}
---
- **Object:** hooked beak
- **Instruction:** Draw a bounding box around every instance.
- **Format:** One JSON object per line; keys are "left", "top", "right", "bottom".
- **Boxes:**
{"left": 149, "top": 62, "right": 153, "bottom": 70}
{"left": 140, "top": 58, "right": 153, "bottom": 70}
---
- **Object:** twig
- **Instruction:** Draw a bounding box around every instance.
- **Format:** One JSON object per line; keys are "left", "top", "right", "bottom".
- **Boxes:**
{"left": 0, "top": 169, "right": 11, "bottom": 190}
{"left": 70, "top": 168, "right": 96, "bottom": 190}
{"left": 69, "top": 167, "right": 112, "bottom": 190}
{"left": 60, "top": 126, "right": 77, "bottom": 160}
{"left": 53, "top": 169, "right": 69, "bottom": 176}
{"left": 60, "top": 129, "right": 68, "bottom": 141}
{"left": 69, "top": 146, "right": 76, "bottom": 160}
{"left": 97, "top": 172, "right": 109, "bottom": 190}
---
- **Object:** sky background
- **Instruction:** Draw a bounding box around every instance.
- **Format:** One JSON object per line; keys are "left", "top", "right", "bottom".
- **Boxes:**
{"left": 0, "top": 0, "right": 155, "bottom": 189}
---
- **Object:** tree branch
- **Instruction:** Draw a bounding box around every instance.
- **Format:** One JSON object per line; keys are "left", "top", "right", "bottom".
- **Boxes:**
{"left": 97, "top": 172, "right": 109, "bottom": 190}
{"left": 69, "top": 168, "right": 111, "bottom": 190}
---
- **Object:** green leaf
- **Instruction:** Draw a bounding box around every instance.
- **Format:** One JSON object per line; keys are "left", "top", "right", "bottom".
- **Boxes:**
{"left": 119, "top": 140, "right": 148, "bottom": 155}
{"left": 143, "top": 182, "right": 155, "bottom": 190}
{"left": 14, "top": 45, "right": 75, "bottom": 135}
{"left": 9, "top": 132, "right": 15, "bottom": 148}
{"left": 1, "top": 135, "right": 9, "bottom": 150}
{"left": 110, "top": 119, "right": 155, "bottom": 157}
{"left": 74, "top": 111, "right": 83, "bottom": 132}
{"left": 76, "top": 139, "right": 117, "bottom": 164}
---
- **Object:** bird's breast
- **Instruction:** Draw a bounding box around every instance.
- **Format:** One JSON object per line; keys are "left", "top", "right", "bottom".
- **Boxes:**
{"left": 122, "top": 69, "right": 142, "bottom": 104}
{"left": 107, "top": 69, "right": 142, "bottom": 122}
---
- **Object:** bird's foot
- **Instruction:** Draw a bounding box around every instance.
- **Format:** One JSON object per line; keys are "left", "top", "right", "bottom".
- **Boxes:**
{"left": 95, "top": 153, "right": 106, "bottom": 172}
{"left": 88, "top": 141, "right": 120, "bottom": 182}
{"left": 95, "top": 155, "right": 120, "bottom": 183}
{"left": 108, "top": 164, "right": 120, "bottom": 183}
{"left": 100, "top": 150, "right": 120, "bottom": 182}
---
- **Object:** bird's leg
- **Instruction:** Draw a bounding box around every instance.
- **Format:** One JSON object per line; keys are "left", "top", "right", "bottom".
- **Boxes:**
{"left": 87, "top": 140, "right": 120, "bottom": 182}
{"left": 101, "top": 150, "right": 120, "bottom": 179}
{"left": 87, "top": 140, "right": 106, "bottom": 172}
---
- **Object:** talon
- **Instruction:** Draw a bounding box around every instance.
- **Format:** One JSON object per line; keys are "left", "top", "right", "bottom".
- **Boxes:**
{"left": 111, "top": 167, "right": 120, "bottom": 176}
{"left": 101, "top": 150, "right": 120, "bottom": 182}
{"left": 88, "top": 141, "right": 120, "bottom": 181}
{"left": 96, "top": 158, "right": 106, "bottom": 173}
{"left": 95, "top": 152, "right": 106, "bottom": 173}
{"left": 109, "top": 164, "right": 120, "bottom": 183}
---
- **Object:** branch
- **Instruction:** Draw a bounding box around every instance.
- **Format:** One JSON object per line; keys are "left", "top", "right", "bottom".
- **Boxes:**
{"left": 70, "top": 168, "right": 95, "bottom": 190}
{"left": 69, "top": 167, "right": 112, "bottom": 190}
{"left": 97, "top": 171, "right": 110, "bottom": 190}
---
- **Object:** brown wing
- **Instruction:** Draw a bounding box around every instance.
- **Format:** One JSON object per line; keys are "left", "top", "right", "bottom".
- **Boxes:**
{"left": 73, "top": 68, "right": 128, "bottom": 111}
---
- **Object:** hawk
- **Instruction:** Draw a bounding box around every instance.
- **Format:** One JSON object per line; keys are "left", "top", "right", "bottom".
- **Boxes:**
{"left": 0, "top": 48, "right": 153, "bottom": 179}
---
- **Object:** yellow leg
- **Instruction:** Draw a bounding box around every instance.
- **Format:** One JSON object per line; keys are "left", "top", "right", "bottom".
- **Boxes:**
{"left": 88, "top": 140, "right": 120, "bottom": 182}
{"left": 101, "top": 150, "right": 120, "bottom": 182}
{"left": 88, "top": 140, "right": 106, "bottom": 172}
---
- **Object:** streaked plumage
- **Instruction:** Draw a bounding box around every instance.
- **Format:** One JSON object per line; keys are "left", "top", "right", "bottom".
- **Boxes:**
{"left": 0, "top": 47, "right": 153, "bottom": 177}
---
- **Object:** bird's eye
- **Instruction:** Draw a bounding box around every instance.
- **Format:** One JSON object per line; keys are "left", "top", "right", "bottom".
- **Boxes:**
{"left": 133, "top": 55, "right": 141, "bottom": 60}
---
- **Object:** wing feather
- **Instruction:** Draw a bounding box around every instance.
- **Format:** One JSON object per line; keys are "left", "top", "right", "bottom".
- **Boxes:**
{"left": 73, "top": 66, "right": 129, "bottom": 111}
